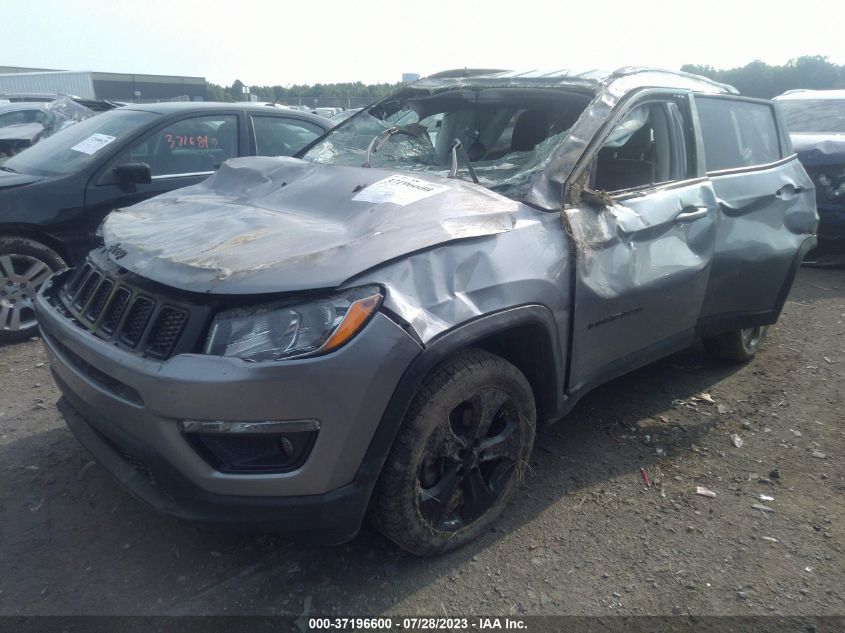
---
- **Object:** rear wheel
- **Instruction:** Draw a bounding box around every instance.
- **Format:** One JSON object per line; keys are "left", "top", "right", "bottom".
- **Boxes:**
{"left": 370, "top": 349, "right": 536, "bottom": 556}
{"left": 703, "top": 326, "right": 768, "bottom": 363}
{"left": 0, "top": 237, "right": 66, "bottom": 342}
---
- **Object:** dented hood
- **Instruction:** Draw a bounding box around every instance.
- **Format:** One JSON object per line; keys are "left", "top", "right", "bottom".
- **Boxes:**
{"left": 101, "top": 157, "right": 520, "bottom": 294}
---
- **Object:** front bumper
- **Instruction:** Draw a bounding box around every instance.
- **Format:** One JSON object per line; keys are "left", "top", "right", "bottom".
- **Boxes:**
{"left": 36, "top": 273, "right": 422, "bottom": 537}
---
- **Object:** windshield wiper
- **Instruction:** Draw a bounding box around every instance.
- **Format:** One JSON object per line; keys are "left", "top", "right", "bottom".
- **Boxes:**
{"left": 363, "top": 126, "right": 400, "bottom": 168}
{"left": 447, "top": 139, "right": 479, "bottom": 184}
{"left": 363, "top": 123, "right": 429, "bottom": 168}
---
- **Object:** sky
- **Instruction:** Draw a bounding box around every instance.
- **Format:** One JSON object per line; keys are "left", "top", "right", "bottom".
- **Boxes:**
{"left": 4, "top": 0, "right": 845, "bottom": 87}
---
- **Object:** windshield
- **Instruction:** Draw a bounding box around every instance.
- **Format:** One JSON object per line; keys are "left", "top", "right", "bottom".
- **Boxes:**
{"left": 4, "top": 109, "right": 157, "bottom": 176}
{"left": 778, "top": 99, "right": 845, "bottom": 134}
{"left": 303, "top": 87, "right": 591, "bottom": 200}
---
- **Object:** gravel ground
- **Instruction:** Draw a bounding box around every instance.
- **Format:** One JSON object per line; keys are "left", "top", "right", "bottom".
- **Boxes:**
{"left": 0, "top": 267, "right": 842, "bottom": 617}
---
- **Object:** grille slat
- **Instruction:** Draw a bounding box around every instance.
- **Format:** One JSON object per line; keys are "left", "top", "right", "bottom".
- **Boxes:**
{"left": 55, "top": 255, "right": 200, "bottom": 360}
{"left": 73, "top": 271, "right": 101, "bottom": 310}
{"left": 85, "top": 279, "right": 114, "bottom": 322}
{"left": 146, "top": 307, "right": 188, "bottom": 359}
{"left": 64, "top": 264, "right": 91, "bottom": 300}
{"left": 100, "top": 287, "right": 131, "bottom": 334}
{"left": 120, "top": 297, "right": 155, "bottom": 347}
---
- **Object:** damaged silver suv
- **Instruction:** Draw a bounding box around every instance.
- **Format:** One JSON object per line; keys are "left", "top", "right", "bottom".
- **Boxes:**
{"left": 36, "top": 68, "right": 818, "bottom": 555}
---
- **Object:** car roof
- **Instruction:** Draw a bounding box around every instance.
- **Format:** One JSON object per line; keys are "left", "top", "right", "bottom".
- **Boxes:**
{"left": 117, "top": 101, "right": 332, "bottom": 127}
{"left": 415, "top": 66, "right": 737, "bottom": 94}
{"left": 0, "top": 101, "right": 48, "bottom": 113}
{"left": 773, "top": 89, "right": 845, "bottom": 101}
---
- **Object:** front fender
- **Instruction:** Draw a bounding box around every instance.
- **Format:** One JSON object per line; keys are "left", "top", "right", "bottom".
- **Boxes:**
{"left": 352, "top": 304, "right": 565, "bottom": 495}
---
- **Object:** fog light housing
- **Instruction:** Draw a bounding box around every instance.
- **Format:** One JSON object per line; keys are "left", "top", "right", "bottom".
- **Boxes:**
{"left": 180, "top": 419, "right": 319, "bottom": 473}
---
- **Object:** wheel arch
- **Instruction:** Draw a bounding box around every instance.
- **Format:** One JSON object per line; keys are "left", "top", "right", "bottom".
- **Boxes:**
{"left": 355, "top": 305, "right": 566, "bottom": 493}
{"left": 0, "top": 225, "right": 71, "bottom": 265}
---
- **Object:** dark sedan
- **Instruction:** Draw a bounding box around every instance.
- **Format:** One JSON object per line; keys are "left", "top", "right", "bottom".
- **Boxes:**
{"left": 0, "top": 102, "right": 332, "bottom": 340}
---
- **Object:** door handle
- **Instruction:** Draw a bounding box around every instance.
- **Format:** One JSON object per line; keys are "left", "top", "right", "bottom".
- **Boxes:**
{"left": 776, "top": 184, "right": 806, "bottom": 197}
{"left": 675, "top": 206, "right": 710, "bottom": 222}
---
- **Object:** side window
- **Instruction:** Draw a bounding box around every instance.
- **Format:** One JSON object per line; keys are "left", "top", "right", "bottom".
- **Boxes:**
{"left": 593, "top": 101, "right": 692, "bottom": 192}
{"left": 695, "top": 97, "right": 781, "bottom": 172}
{"left": 0, "top": 110, "right": 35, "bottom": 127}
{"left": 126, "top": 114, "right": 238, "bottom": 177}
{"left": 252, "top": 116, "right": 324, "bottom": 156}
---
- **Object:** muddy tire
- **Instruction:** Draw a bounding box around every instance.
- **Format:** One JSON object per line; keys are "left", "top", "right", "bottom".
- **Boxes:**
{"left": 0, "top": 237, "right": 66, "bottom": 343}
{"left": 370, "top": 348, "right": 536, "bottom": 556}
{"left": 703, "top": 326, "right": 768, "bottom": 363}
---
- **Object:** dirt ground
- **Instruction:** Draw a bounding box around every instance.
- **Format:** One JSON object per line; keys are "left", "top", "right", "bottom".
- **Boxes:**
{"left": 0, "top": 267, "right": 842, "bottom": 617}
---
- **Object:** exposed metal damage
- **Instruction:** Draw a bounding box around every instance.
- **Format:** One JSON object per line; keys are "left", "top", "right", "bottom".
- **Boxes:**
{"left": 102, "top": 156, "right": 520, "bottom": 294}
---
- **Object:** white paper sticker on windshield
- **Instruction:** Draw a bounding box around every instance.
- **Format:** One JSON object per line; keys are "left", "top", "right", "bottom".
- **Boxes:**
{"left": 70, "top": 133, "right": 117, "bottom": 155}
{"left": 353, "top": 174, "right": 450, "bottom": 206}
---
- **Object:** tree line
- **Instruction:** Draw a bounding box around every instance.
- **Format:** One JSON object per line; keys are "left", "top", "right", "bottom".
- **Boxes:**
{"left": 681, "top": 56, "right": 845, "bottom": 98}
{"left": 205, "top": 79, "right": 402, "bottom": 107}
{"left": 206, "top": 56, "right": 845, "bottom": 105}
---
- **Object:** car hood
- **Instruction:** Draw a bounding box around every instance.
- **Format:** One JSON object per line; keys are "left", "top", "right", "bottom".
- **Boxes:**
{"left": 791, "top": 133, "right": 845, "bottom": 167}
{"left": 101, "top": 156, "right": 521, "bottom": 294}
{"left": 0, "top": 169, "right": 43, "bottom": 188}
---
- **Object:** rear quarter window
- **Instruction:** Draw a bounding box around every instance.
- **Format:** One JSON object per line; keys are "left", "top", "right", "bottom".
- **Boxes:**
{"left": 695, "top": 97, "right": 782, "bottom": 172}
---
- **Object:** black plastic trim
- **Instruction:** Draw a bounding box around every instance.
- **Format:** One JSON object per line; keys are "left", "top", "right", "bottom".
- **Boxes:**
{"left": 353, "top": 305, "right": 564, "bottom": 496}
{"left": 57, "top": 394, "right": 367, "bottom": 543}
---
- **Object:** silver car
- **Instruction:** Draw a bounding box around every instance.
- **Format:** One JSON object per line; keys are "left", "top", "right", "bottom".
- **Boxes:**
{"left": 36, "top": 67, "right": 817, "bottom": 555}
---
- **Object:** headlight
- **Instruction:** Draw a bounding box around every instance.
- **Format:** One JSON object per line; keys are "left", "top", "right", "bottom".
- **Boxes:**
{"left": 204, "top": 286, "right": 382, "bottom": 361}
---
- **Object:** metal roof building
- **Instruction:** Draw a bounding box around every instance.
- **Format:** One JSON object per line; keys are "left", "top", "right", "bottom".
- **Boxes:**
{"left": 0, "top": 67, "right": 206, "bottom": 102}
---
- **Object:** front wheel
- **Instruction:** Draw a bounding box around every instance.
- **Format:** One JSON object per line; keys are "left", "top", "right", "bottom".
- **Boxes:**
{"left": 370, "top": 349, "right": 536, "bottom": 556}
{"left": 703, "top": 326, "right": 768, "bottom": 363}
{"left": 0, "top": 237, "right": 66, "bottom": 343}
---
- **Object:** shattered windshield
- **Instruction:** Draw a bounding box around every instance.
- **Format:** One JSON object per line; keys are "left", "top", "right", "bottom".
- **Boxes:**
{"left": 303, "top": 87, "right": 592, "bottom": 200}
{"left": 778, "top": 99, "right": 845, "bottom": 134}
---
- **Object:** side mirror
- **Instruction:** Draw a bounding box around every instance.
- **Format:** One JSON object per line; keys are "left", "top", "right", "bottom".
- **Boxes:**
{"left": 113, "top": 162, "right": 152, "bottom": 185}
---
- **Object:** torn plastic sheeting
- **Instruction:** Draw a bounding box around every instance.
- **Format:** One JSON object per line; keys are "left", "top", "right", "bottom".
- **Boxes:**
{"left": 44, "top": 96, "right": 96, "bottom": 134}
{"left": 101, "top": 156, "right": 520, "bottom": 294}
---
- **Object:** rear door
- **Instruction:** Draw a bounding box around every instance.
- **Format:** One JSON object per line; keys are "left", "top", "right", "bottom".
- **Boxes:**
{"left": 564, "top": 92, "right": 718, "bottom": 394}
{"left": 693, "top": 96, "right": 817, "bottom": 328}
{"left": 249, "top": 115, "right": 326, "bottom": 157}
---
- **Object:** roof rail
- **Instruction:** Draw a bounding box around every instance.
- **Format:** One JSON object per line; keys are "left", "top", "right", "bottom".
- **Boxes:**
{"left": 425, "top": 68, "right": 509, "bottom": 79}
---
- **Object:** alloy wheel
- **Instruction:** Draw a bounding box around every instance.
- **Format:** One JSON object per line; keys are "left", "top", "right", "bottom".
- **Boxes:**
{"left": 0, "top": 254, "right": 53, "bottom": 333}
{"left": 418, "top": 387, "right": 524, "bottom": 531}
{"left": 740, "top": 326, "right": 764, "bottom": 353}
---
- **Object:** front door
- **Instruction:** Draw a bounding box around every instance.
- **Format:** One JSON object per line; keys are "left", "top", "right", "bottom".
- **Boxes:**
{"left": 564, "top": 94, "right": 718, "bottom": 394}
{"left": 83, "top": 112, "right": 241, "bottom": 246}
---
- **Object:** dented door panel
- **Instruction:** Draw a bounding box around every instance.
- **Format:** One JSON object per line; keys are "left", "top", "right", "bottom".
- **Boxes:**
{"left": 565, "top": 180, "right": 718, "bottom": 393}
{"left": 700, "top": 158, "right": 817, "bottom": 322}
